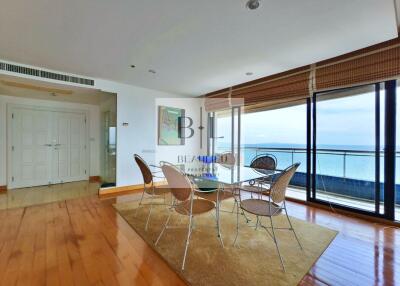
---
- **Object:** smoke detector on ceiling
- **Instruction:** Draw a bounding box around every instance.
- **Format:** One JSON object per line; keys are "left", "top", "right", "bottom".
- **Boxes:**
{"left": 246, "top": 0, "right": 260, "bottom": 10}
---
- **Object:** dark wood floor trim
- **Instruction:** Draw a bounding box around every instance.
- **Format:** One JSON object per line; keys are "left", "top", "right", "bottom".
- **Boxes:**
{"left": 98, "top": 184, "right": 144, "bottom": 198}
{"left": 0, "top": 185, "right": 7, "bottom": 193}
{"left": 99, "top": 188, "right": 143, "bottom": 199}
{"left": 98, "top": 181, "right": 168, "bottom": 198}
{"left": 89, "top": 176, "right": 101, "bottom": 183}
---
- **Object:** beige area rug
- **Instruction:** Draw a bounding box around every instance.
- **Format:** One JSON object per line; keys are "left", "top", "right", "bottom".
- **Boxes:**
{"left": 114, "top": 196, "right": 337, "bottom": 286}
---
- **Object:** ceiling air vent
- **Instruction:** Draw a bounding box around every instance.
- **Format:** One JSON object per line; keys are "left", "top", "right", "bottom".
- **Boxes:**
{"left": 0, "top": 62, "right": 94, "bottom": 86}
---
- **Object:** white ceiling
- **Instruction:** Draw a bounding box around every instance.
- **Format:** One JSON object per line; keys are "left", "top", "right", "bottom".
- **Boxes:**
{"left": 0, "top": 0, "right": 398, "bottom": 96}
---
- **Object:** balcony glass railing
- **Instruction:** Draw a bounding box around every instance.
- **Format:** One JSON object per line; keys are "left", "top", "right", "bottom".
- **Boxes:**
{"left": 215, "top": 146, "right": 400, "bottom": 208}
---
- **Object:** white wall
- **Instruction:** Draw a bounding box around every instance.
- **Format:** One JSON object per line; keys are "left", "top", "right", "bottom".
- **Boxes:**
{"left": 95, "top": 80, "right": 205, "bottom": 187}
{"left": 0, "top": 94, "right": 100, "bottom": 186}
{"left": 0, "top": 62, "right": 205, "bottom": 188}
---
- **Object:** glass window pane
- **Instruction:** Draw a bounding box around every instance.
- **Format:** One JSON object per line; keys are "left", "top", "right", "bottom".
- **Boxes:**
{"left": 214, "top": 110, "right": 232, "bottom": 154}
{"left": 241, "top": 101, "right": 307, "bottom": 201}
{"left": 315, "top": 85, "right": 378, "bottom": 212}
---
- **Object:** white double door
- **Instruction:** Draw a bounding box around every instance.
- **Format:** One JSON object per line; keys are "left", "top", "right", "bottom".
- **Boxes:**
{"left": 9, "top": 107, "right": 88, "bottom": 189}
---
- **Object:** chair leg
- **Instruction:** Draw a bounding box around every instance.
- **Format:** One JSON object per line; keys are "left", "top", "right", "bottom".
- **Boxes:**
{"left": 182, "top": 215, "right": 194, "bottom": 271}
{"left": 269, "top": 216, "right": 285, "bottom": 272}
{"left": 145, "top": 195, "right": 154, "bottom": 231}
{"left": 134, "top": 189, "right": 146, "bottom": 217}
{"left": 255, "top": 216, "right": 260, "bottom": 230}
{"left": 242, "top": 210, "right": 251, "bottom": 223}
{"left": 284, "top": 208, "right": 303, "bottom": 250}
{"left": 234, "top": 187, "right": 251, "bottom": 223}
{"left": 155, "top": 210, "right": 172, "bottom": 246}
{"left": 233, "top": 200, "right": 240, "bottom": 246}
{"left": 216, "top": 201, "right": 224, "bottom": 248}
{"left": 231, "top": 199, "right": 237, "bottom": 213}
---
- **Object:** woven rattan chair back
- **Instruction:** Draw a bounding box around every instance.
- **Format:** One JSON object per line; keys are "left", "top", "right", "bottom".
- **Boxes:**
{"left": 162, "top": 164, "right": 192, "bottom": 202}
{"left": 250, "top": 154, "right": 277, "bottom": 173}
{"left": 134, "top": 154, "right": 153, "bottom": 185}
{"left": 270, "top": 163, "right": 300, "bottom": 204}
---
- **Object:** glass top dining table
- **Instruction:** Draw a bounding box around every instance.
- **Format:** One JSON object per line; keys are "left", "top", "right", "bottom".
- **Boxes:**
{"left": 161, "top": 162, "right": 283, "bottom": 240}
{"left": 172, "top": 162, "right": 281, "bottom": 186}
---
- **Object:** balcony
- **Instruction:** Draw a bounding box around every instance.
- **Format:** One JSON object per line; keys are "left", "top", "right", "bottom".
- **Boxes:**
{"left": 232, "top": 146, "right": 400, "bottom": 217}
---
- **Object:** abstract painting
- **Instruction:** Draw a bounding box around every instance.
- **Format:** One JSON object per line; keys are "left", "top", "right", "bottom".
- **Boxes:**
{"left": 158, "top": 106, "right": 185, "bottom": 145}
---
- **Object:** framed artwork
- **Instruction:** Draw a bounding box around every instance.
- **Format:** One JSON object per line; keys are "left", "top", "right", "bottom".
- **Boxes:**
{"left": 158, "top": 106, "right": 185, "bottom": 145}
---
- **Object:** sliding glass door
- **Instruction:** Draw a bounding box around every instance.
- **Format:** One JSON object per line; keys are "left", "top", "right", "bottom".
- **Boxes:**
{"left": 312, "top": 84, "right": 386, "bottom": 216}
{"left": 207, "top": 80, "right": 399, "bottom": 220}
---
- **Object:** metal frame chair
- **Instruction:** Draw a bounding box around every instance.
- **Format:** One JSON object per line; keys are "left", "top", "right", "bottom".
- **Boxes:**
{"left": 250, "top": 153, "right": 277, "bottom": 184}
{"left": 155, "top": 164, "right": 223, "bottom": 271}
{"left": 250, "top": 153, "right": 277, "bottom": 170}
{"left": 234, "top": 163, "right": 302, "bottom": 272}
{"left": 134, "top": 154, "right": 170, "bottom": 231}
{"left": 241, "top": 153, "right": 278, "bottom": 198}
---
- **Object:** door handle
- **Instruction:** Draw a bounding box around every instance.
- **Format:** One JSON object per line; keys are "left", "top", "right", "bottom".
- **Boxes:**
{"left": 44, "top": 144, "right": 52, "bottom": 147}
{"left": 54, "top": 144, "right": 61, "bottom": 147}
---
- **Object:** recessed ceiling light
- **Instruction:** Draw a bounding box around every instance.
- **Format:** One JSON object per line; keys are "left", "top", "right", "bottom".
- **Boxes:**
{"left": 246, "top": 0, "right": 260, "bottom": 10}
{"left": 130, "top": 65, "right": 136, "bottom": 68}
{"left": 148, "top": 69, "right": 156, "bottom": 74}
{"left": 246, "top": 72, "right": 253, "bottom": 76}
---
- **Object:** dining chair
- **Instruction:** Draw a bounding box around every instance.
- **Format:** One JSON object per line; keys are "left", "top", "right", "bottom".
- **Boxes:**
{"left": 241, "top": 153, "right": 278, "bottom": 197}
{"left": 234, "top": 163, "right": 302, "bottom": 271}
{"left": 155, "top": 164, "right": 222, "bottom": 271}
{"left": 134, "top": 154, "right": 170, "bottom": 231}
{"left": 251, "top": 153, "right": 277, "bottom": 171}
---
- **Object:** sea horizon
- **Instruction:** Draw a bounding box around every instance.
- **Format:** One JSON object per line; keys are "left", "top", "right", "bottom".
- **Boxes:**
{"left": 215, "top": 142, "right": 400, "bottom": 182}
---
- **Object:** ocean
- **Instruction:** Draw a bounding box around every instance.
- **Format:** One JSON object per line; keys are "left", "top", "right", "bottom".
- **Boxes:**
{"left": 216, "top": 143, "right": 400, "bottom": 182}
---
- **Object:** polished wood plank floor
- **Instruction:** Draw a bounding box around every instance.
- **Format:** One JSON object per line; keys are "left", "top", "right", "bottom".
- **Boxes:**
{"left": 0, "top": 185, "right": 399, "bottom": 285}
{"left": 0, "top": 181, "right": 99, "bottom": 210}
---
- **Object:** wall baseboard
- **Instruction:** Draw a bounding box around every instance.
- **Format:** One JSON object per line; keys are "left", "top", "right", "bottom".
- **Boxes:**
{"left": 98, "top": 181, "right": 167, "bottom": 198}
{"left": 0, "top": 186, "right": 7, "bottom": 193}
{"left": 89, "top": 176, "right": 101, "bottom": 183}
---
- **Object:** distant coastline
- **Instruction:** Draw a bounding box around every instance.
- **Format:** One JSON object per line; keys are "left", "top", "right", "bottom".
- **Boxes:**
{"left": 218, "top": 142, "right": 379, "bottom": 151}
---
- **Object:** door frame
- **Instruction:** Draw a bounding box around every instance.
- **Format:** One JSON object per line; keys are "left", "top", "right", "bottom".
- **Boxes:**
{"left": 308, "top": 80, "right": 397, "bottom": 220}
{"left": 208, "top": 106, "right": 241, "bottom": 167}
{"left": 7, "top": 103, "right": 90, "bottom": 189}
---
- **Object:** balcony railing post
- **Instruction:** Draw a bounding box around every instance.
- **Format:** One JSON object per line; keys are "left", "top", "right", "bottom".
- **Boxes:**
{"left": 343, "top": 152, "right": 346, "bottom": 178}
{"left": 291, "top": 149, "right": 294, "bottom": 165}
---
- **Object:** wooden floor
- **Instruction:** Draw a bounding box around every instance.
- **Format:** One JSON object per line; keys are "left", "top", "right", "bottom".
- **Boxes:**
{"left": 0, "top": 181, "right": 99, "bottom": 210}
{"left": 0, "top": 185, "right": 399, "bottom": 285}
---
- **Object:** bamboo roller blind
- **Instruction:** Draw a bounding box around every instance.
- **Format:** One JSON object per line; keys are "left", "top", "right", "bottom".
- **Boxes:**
{"left": 205, "top": 37, "right": 400, "bottom": 112}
